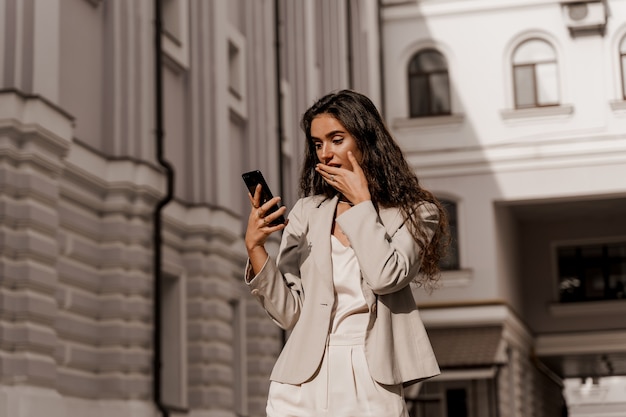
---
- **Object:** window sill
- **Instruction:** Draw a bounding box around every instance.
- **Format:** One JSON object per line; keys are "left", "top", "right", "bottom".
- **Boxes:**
{"left": 500, "top": 104, "right": 573, "bottom": 120}
{"left": 609, "top": 100, "right": 626, "bottom": 112}
{"left": 439, "top": 269, "right": 473, "bottom": 287}
{"left": 392, "top": 113, "right": 465, "bottom": 129}
{"left": 549, "top": 299, "right": 626, "bottom": 317}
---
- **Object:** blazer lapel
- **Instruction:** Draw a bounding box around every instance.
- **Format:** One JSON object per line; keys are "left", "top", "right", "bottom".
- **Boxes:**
{"left": 308, "top": 195, "right": 338, "bottom": 277}
{"left": 378, "top": 206, "right": 404, "bottom": 236}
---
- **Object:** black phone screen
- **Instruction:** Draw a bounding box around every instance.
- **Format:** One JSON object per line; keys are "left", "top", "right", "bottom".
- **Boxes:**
{"left": 242, "top": 170, "right": 286, "bottom": 226}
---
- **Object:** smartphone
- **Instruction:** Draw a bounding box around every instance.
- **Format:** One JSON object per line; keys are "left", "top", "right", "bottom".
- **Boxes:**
{"left": 242, "top": 170, "right": 286, "bottom": 226}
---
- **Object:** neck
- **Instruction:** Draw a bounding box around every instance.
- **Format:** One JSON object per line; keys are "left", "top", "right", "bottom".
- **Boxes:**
{"left": 338, "top": 195, "right": 354, "bottom": 206}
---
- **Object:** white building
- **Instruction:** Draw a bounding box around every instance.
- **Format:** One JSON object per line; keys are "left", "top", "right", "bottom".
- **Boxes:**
{"left": 381, "top": 0, "right": 626, "bottom": 415}
{"left": 2, "top": 0, "right": 625, "bottom": 416}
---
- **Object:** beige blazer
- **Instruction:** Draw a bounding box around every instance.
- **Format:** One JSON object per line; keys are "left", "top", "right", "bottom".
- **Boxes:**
{"left": 245, "top": 195, "right": 440, "bottom": 386}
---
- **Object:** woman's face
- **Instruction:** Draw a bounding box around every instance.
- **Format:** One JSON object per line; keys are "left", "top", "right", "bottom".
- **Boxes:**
{"left": 310, "top": 114, "right": 363, "bottom": 170}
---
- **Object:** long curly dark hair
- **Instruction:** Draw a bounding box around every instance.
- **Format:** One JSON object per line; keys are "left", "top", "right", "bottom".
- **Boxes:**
{"left": 299, "top": 89, "right": 449, "bottom": 287}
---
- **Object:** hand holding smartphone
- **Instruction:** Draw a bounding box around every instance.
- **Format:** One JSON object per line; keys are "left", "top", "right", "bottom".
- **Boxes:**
{"left": 242, "top": 170, "right": 286, "bottom": 226}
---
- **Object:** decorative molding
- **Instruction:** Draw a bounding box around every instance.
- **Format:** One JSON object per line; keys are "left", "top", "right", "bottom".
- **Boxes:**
{"left": 83, "top": 0, "right": 103, "bottom": 7}
{"left": 500, "top": 104, "right": 574, "bottom": 120}
{"left": 61, "top": 142, "right": 166, "bottom": 216}
{"left": 536, "top": 330, "right": 626, "bottom": 355}
{"left": 549, "top": 300, "right": 626, "bottom": 317}
{"left": 435, "top": 367, "right": 498, "bottom": 381}
{"left": 440, "top": 269, "right": 473, "bottom": 287}
{"left": 392, "top": 113, "right": 465, "bottom": 129}
{"left": 0, "top": 91, "right": 73, "bottom": 176}
{"left": 609, "top": 100, "right": 626, "bottom": 112}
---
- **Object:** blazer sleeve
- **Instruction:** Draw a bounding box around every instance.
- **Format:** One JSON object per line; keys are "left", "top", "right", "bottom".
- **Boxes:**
{"left": 337, "top": 200, "right": 439, "bottom": 295}
{"left": 244, "top": 198, "right": 308, "bottom": 330}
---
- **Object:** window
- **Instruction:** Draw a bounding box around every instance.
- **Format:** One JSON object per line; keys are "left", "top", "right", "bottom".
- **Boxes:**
{"left": 619, "top": 36, "right": 626, "bottom": 100}
{"left": 160, "top": 273, "right": 188, "bottom": 409}
{"left": 228, "top": 40, "right": 242, "bottom": 98}
{"left": 230, "top": 299, "right": 248, "bottom": 416}
{"left": 512, "top": 39, "right": 559, "bottom": 109}
{"left": 161, "top": 0, "right": 181, "bottom": 43}
{"left": 226, "top": 26, "right": 247, "bottom": 118}
{"left": 408, "top": 382, "right": 470, "bottom": 417}
{"left": 439, "top": 199, "right": 460, "bottom": 271}
{"left": 159, "top": 0, "right": 189, "bottom": 68}
{"left": 408, "top": 49, "right": 451, "bottom": 117}
{"left": 557, "top": 241, "right": 626, "bottom": 303}
{"left": 446, "top": 389, "right": 468, "bottom": 417}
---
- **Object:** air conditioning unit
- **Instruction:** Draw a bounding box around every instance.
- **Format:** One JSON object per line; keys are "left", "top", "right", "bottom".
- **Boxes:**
{"left": 561, "top": 1, "right": 608, "bottom": 36}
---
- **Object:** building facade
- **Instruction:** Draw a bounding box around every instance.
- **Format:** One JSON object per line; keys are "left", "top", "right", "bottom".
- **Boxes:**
{"left": 0, "top": 0, "right": 380, "bottom": 416}
{"left": 381, "top": 0, "right": 626, "bottom": 415}
{"left": 3, "top": 0, "right": 626, "bottom": 416}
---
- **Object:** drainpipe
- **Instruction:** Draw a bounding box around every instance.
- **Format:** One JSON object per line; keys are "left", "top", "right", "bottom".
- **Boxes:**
{"left": 153, "top": 0, "right": 174, "bottom": 416}
{"left": 274, "top": 0, "right": 284, "bottom": 195}
{"left": 377, "top": 0, "right": 386, "bottom": 116}
{"left": 346, "top": 0, "right": 354, "bottom": 89}
{"left": 274, "top": 0, "right": 287, "bottom": 347}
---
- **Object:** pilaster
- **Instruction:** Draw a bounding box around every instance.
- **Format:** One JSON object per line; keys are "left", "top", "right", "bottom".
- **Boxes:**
{"left": 1, "top": 0, "right": 61, "bottom": 102}
{"left": 0, "top": 90, "right": 72, "bottom": 405}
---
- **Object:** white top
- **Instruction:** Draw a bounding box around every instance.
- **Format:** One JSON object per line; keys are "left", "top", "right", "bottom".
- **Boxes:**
{"left": 330, "top": 235, "right": 369, "bottom": 334}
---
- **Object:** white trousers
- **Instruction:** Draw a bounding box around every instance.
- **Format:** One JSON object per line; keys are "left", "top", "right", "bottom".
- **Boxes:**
{"left": 266, "top": 333, "right": 408, "bottom": 417}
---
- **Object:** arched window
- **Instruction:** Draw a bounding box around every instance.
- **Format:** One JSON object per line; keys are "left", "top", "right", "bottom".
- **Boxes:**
{"left": 620, "top": 35, "right": 626, "bottom": 100}
{"left": 512, "top": 39, "right": 559, "bottom": 108}
{"left": 439, "top": 199, "right": 459, "bottom": 271}
{"left": 408, "top": 49, "right": 451, "bottom": 118}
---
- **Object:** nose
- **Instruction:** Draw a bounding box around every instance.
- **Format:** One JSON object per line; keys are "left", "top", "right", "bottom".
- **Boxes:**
{"left": 320, "top": 143, "right": 333, "bottom": 163}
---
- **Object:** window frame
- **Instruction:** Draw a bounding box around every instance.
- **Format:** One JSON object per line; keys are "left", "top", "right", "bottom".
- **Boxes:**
{"left": 160, "top": 0, "right": 190, "bottom": 69}
{"left": 555, "top": 239, "right": 626, "bottom": 304}
{"left": 230, "top": 299, "right": 249, "bottom": 416}
{"left": 620, "top": 35, "right": 626, "bottom": 100}
{"left": 511, "top": 38, "right": 560, "bottom": 109}
{"left": 407, "top": 49, "right": 452, "bottom": 118}
{"left": 408, "top": 381, "right": 473, "bottom": 417}
{"left": 160, "top": 272, "right": 188, "bottom": 410}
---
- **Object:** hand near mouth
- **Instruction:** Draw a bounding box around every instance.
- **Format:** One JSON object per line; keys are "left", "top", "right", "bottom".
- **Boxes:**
{"left": 316, "top": 151, "right": 371, "bottom": 206}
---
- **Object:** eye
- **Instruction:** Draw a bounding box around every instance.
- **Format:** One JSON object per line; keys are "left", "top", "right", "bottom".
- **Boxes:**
{"left": 332, "top": 137, "right": 344, "bottom": 145}
{"left": 313, "top": 142, "right": 322, "bottom": 150}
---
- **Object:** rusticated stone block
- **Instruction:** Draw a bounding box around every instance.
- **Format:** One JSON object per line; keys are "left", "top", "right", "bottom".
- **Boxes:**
{"left": 188, "top": 341, "right": 233, "bottom": 363}
{"left": 98, "top": 347, "right": 151, "bottom": 374}
{"left": 98, "top": 373, "right": 150, "bottom": 400}
{"left": 187, "top": 320, "right": 232, "bottom": 343}
{"left": 56, "top": 257, "right": 100, "bottom": 292}
{"left": 55, "top": 312, "right": 99, "bottom": 345}
{"left": 188, "top": 386, "right": 233, "bottom": 409}
{"left": 98, "top": 321, "right": 151, "bottom": 348}
{"left": 0, "top": 322, "right": 57, "bottom": 355}
{"left": 0, "top": 353, "right": 57, "bottom": 387}
{"left": 188, "top": 363, "right": 232, "bottom": 386}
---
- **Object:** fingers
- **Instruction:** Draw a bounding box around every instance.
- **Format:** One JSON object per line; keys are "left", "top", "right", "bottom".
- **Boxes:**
{"left": 251, "top": 193, "right": 286, "bottom": 228}
{"left": 315, "top": 154, "right": 370, "bottom": 204}
{"left": 248, "top": 184, "right": 262, "bottom": 209}
{"left": 315, "top": 164, "right": 338, "bottom": 185}
{"left": 261, "top": 205, "right": 287, "bottom": 226}
{"left": 347, "top": 151, "right": 363, "bottom": 174}
{"left": 244, "top": 194, "right": 287, "bottom": 252}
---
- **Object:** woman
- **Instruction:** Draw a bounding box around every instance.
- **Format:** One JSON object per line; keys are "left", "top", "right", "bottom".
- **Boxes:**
{"left": 244, "top": 89, "right": 448, "bottom": 417}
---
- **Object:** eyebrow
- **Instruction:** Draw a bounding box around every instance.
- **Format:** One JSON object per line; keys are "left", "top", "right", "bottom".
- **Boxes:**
{"left": 311, "top": 130, "right": 345, "bottom": 140}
